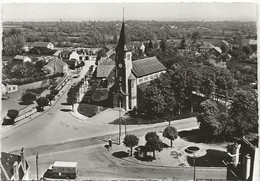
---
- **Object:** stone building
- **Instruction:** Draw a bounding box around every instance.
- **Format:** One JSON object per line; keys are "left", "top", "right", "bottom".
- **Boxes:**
{"left": 96, "top": 20, "right": 166, "bottom": 111}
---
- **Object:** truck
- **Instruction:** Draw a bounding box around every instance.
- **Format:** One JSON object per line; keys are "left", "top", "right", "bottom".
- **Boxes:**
{"left": 43, "top": 161, "right": 78, "bottom": 179}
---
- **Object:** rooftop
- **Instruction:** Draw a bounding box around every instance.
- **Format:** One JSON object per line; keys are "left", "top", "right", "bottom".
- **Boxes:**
{"left": 13, "top": 55, "right": 30, "bottom": 60}
{"left": 96, "top": 65, "right": 115, "bottom": 78}
{"left": 33, "top": 42, "right": 52, "bottom": 48}
{"left": 53, "top": 161, "right": 78, "bottom": 168}
{"left": 132, "top": 57, "right": 166, "bottom": 78}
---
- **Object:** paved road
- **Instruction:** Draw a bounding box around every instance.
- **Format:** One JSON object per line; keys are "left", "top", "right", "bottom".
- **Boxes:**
{"left": 1, "top": 61, "right": 226, "bottom": 180}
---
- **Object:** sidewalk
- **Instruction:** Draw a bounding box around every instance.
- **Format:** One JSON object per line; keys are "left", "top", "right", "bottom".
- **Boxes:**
{"left": 1, "top": 78, "right": 73, "bottom": 133}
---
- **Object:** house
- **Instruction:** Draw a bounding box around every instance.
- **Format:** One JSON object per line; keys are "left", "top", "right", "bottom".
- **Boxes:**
{"left": 12, "top": 55, "right": 31, "bottom": 64}
{"left": 2, "top": 82, "right": 18, "bottom": 94}
{"left": 198, "top": 43, "right": 215, "bottom": 52}
{"left": 53, "top": 49, "right": 63, "bottom": 57}
{"left": 43, "top": 58, "right": 69, "bottom": 75}
{"left": 96, "top": 21, "right": 166, "bottom": 111}
{"left": 225, "top": 137, "right": 259, "bottom": 181}
{"left": 1, "top": 148, "right": 30, "bottom": 181}
{"left": 248, "top": 39, "right": 257, "bottom": 46}
{"left": 58, "top": 50, "right": 80, "bottom": 69}
{"left": 32, "top": 42, "right": 54, "bottom": 50}
{"left": 58, "top": 50, "right": 80, "bottom": 62}
{"left": 128, "top": 42, "right": 146, "bottom": 53}
{"left": 22, "top": 42, "right": 33, "bottom": 52}
{"left": 209, "top": 46, "right": 222, "bottom": 57}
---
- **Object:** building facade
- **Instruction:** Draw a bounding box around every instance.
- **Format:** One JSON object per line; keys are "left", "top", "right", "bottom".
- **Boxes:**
{"left": 104, "top": 21, "right": 166, "bottom": 111}
{"left": 1, "top": 148, "right": 30, "bottom": 181}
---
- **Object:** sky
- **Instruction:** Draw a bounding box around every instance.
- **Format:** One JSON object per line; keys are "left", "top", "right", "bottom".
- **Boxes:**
{"left": 2, "top": 1, "right": 258, "bottom": 22}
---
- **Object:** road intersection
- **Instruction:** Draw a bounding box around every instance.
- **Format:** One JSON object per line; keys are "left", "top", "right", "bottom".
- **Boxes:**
{"left": 1, "top": 61, "right": 226, "bottom": 180}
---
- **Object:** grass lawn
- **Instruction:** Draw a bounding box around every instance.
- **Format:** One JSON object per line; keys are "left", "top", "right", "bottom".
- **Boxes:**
{"left": 25, "top": 86, "right": 48, "bottom": 96}
{"left": 78, "top": 103, "right": 107, "bottom": 118}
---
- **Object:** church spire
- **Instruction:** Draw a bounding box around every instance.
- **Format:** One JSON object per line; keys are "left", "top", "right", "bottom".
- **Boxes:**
{"left": 123, "top": 7, "right": 125, "bottom": 22}
{"left": 116, "top": 8, "right": 125, "bottom": 53}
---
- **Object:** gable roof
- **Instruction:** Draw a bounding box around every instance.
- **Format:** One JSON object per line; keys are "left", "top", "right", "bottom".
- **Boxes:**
{"left": 1, "top": 152, "right": 22, "bottom": 179}
{"left": 132, "top": 57, "right": 166, "bottom": 78}
{"left": 99, "top": 58, "right": 115, "bottom": 66}
{"left": 212, "top": 47, "right": 222, "bottom": 54}
{"left": 47, "top": 58, "right": 67, "bottom": 67}
{"left": 33, "top": 42, "right": 52, "bottom": 48}
{"left": 96, "top": 65, "right": 115, "bottom": 78}
{"left": 53, "top": 49, "right": 63, "bottom": 56}
{"left": 199, "top": 43, "right": 214, "bottom": 49}
{"left": 13, "top": 55, "right": 30, "bottom": 60}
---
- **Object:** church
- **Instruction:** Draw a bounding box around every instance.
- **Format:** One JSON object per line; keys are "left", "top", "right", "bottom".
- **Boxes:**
{"left": 96, "top": 20, "right": 166, "bottom": 111}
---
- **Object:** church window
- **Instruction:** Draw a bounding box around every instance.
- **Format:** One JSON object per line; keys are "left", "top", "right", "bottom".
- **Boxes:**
{"left": 154, "top": 74, "right": 158, "bottom": 78}
{"left": 144, "top": 76, "right": 148, "bottom": 81}
{"left": 150, "top": 75, "right": 154, "bottom": 79}
{"left": 139, "top": 78, "right": 143, "bottom": 83}
{"left": 127, "top": 54, "right": 130, "bottom": 60}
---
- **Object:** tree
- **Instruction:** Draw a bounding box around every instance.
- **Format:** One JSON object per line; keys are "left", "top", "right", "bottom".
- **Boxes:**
{"left": 163, "top": 126, "right": 178, "bottom": 147}
{"left": 145, "top": 132, "right": 163, "bottom": 159}
{"left": 46, "top": 94, "right": 55, "bottom": 105}
{"left": 229, "top": 90, "right": 258, "bottom": 135}
{"left": 191, "top": 31, "right": 200, "bottom": 41}
{"left": 197, "top": 99, "right": 230, "bottom": 139}
{"left": 50, "top": 89, "right": 59, "bottom": 96}
{"left": 179, "top": 37, "right": 187, "bottom": 49}
{"left": 67, "top": 89, "right": 77, "bottom": 111}
{"left": 21, "top": 92, "right": 36, "bottom": 104}
{"left": 123, "top": 134, "right": 139, "bottom": 156}
{"left": 36, "top": 97, "right": 49, "bottom": 111}
{"left": 160, "top": 40, "right": 166, "bottom": 52}
{"left": 3, "top": 28, "right": 25, "bottom": 56}
{"left": 242, "top": 45, "right": 252, "bottom": 55}
{"left": 34, "top": 60, "right": 46, "bottom": 70}
{"left": 7, "top": 109, "right": 19, "bottom": 122}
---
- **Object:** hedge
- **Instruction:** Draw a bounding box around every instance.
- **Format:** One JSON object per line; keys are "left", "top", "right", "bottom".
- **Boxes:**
{"left": 6, "top": 73, "right": 64, "bottom": 85}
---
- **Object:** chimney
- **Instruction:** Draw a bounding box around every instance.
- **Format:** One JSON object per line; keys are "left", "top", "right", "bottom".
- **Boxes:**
{"left": 20, "top": 147, "right": 26, "bottom": 170}
{"left": 13, "top": 161, "right": 19, "bottom": 180}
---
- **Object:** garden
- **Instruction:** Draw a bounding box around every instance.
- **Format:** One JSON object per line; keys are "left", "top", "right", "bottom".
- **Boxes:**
{"left": 109, "top": 127, "right": 230, "bottom": 168}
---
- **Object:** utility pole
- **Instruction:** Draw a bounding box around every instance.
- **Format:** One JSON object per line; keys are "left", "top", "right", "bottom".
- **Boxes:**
{"left": 124, "top": 117, "right": 127, "bottom": 136}
{"left": 193, "top": 154, "right": 196, "bottom": 181}
{"left": 118, "top": 101, "right": 122, "bottom": 145}
{"left": 36, "top": 153, "right": 39, "bottom": 180}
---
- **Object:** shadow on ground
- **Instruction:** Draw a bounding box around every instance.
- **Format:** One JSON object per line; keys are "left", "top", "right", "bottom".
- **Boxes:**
{"left": 187, "top": 149, "right": 228, "bottom": 167}
{"left": 133, "top": 152, "right": 155, "bottom": 162}
{"left": 61, "top": 102, "right": 70, "bottom": 106}
{"left": 161, "top": 142, "right": 170, "bottom": 148}
{"left": 18, "top": 101, "right": 33, "bottom": 105}
{"left": 60, "top": 109, "right": 72, "bottom": 112}
{"left": 112, "top": 151, "right": 129, "bottom": 158}
{"left": 178, "top": 129, "right": 206, "bottom": 143}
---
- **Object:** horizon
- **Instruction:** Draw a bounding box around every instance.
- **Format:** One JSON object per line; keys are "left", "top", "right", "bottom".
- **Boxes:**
{"left": 2, "top": 2, "right": 257, "bottom": 22}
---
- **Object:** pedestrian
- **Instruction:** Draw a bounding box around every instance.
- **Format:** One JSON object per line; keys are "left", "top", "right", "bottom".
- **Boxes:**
{"left": 109, "top": 138, "right": 112, "bottom": 148}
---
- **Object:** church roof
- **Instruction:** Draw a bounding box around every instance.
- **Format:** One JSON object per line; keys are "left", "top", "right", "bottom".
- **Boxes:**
{"left": 96, "top": 65, "right": 115, "bottom": 78}
{"left": 132, "top": 57, "right": 166, "bottom": 78}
